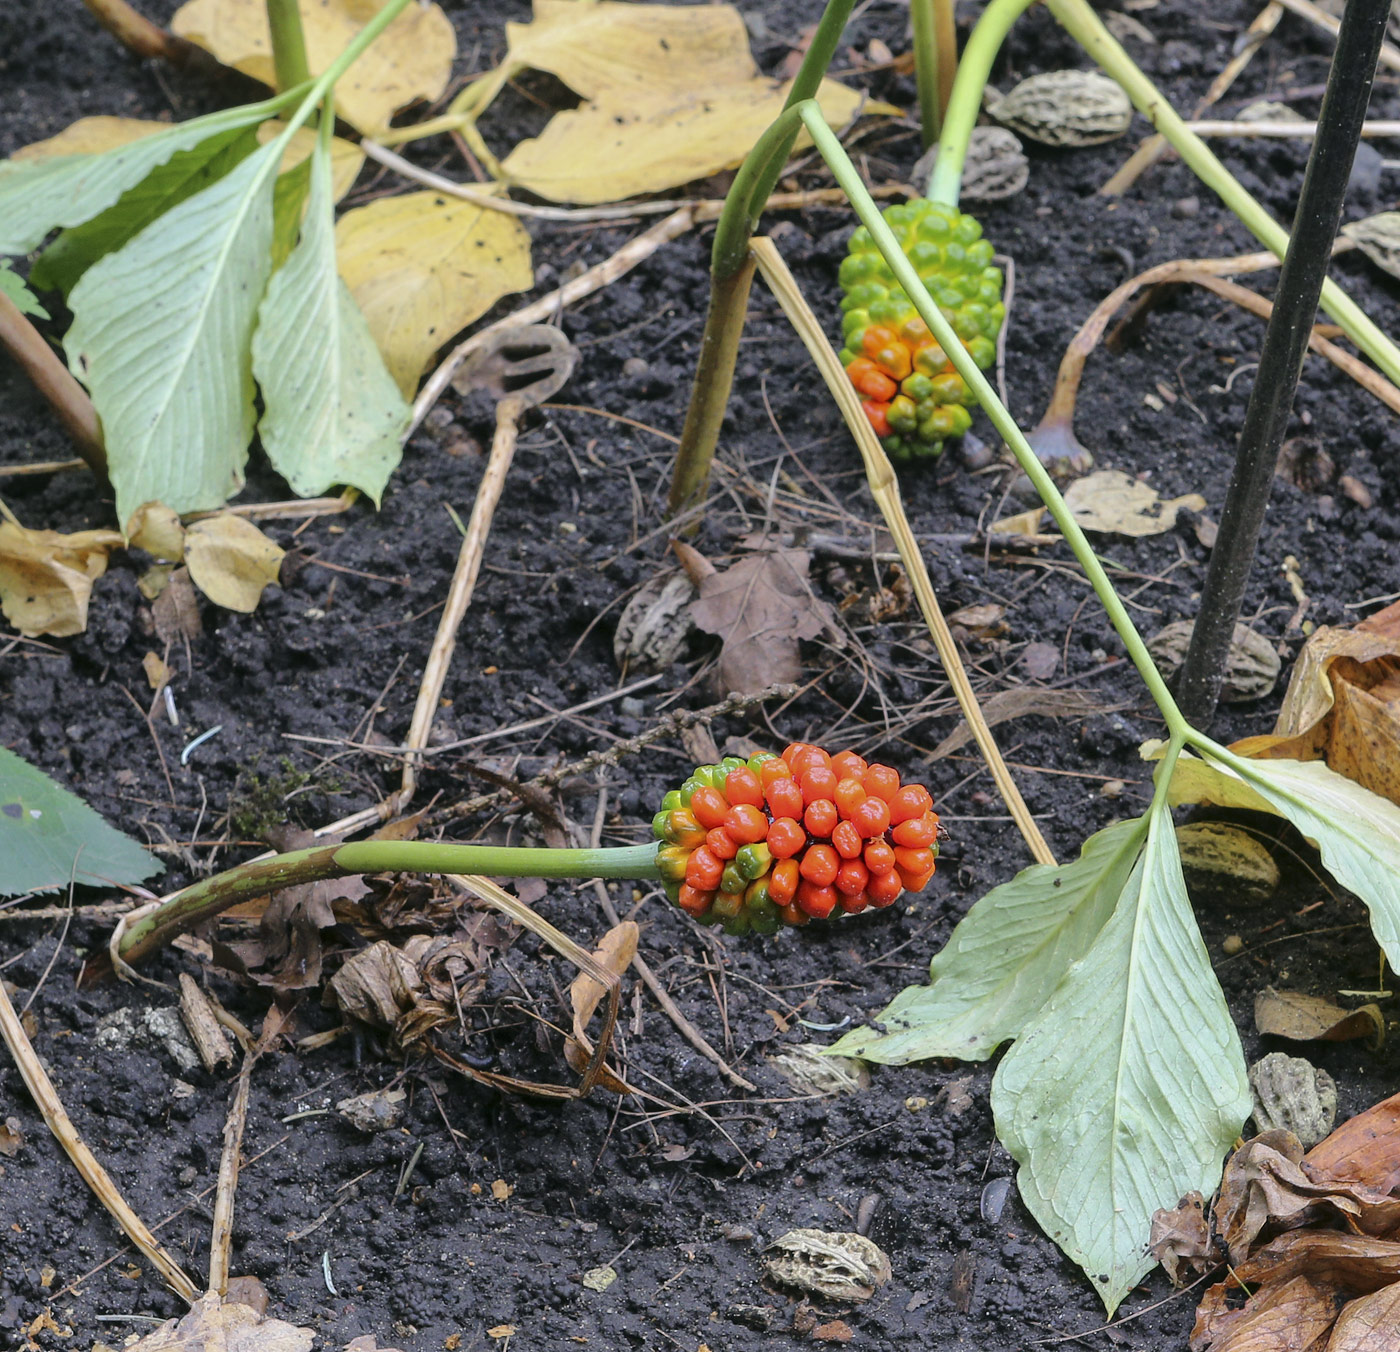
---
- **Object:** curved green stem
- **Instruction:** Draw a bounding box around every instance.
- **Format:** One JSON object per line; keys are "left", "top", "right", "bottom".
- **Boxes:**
{"left": 928, "top": 0, "right": 1037, "bottom": 205}
{"left": 1047, "top": 0, "right": 1400, "bottom": 386}
{"left": 117, "top": 841, "right": 661, "bottom": 968}
{"left": 798, "top": 102, "right": 1191, "bottom": 739}
{"left": 266, "top": 0, "right": 311, "bottom": 92}
{"left": 711, "top": 103, "right": 808, "bottom": 280}
{"left": 911, "top": 0, "right": 942, "bottom": 146}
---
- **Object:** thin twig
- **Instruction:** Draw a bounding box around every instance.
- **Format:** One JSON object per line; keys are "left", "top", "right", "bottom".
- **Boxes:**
{"left": 80, "top": 0, "right": 214, "bottom": 70}
{"left": 1271, "top": 0, "right": 1400, "bottom": 71}
{"left": 0, "top": 977, "right": 198, "bottom": 1300}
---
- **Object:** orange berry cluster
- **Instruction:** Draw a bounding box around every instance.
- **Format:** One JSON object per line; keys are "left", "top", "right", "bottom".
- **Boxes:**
{"left": 652, "top": 745, "right": 939, "bottom": 935}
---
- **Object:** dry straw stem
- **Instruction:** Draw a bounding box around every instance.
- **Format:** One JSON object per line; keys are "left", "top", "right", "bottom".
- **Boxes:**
{"left": 397, "top": 392, "right": 527, "bottom": 814}
{"left": 747, "top": 235, "right": 1056, "bottom": 868}
{"left": 0, "top": 289, "right": 106, "bottom": 479}
{"left": 81, "top": 0, "right": 212, "bottom": 70}
{"left": 1273, "top": 0, "right": 1400, "bottom": 70}
{"left": 1185, "top": 118, "right": 1400, "bottom": 138}
{"left": 1101, "top": 0, "right": 1284, "bottom": 196}
{"left": 0, "top": 976, "right": 199, "bottom": 1300}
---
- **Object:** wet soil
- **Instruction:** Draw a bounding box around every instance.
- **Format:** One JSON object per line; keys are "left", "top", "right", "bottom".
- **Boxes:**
{"left": 4, "top": 1, "right": 1400, "bottom": 1348}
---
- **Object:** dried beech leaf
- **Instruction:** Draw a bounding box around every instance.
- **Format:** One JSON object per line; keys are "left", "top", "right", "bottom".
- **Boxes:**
{"left": 1148, "top": 620, "right": 1280, "bottom": 704}
{"left": 1255, "top": 989, "right": 1384, "bottom": 1049}
{"left": 564, "top": 921, "right": 636, "bottom": 1081}
{"left": 1305, "top": 1090, "right": 1400, "bottom": 1194}
{"left": 171, "top": 0, "right": 455, "bottom": 135}
{"left": 1176, "top": 822, "right": 1279, "bottom": 898}
{"left": 0, "top": 512, "right": 122, "bottom": 638}
{"left": 123, "top": 1292, "right": 313, "bottom": 1352}
{"left": 1190, "top": 1272, "right": 1341, "bottom": 1352}
{"left": 127, "top": 502, "right": 186, "bottom": 562}
{"left": 184, "top": 514, "right": 284, "bottom": 613}
{"left": 1148, "top": 1191, "right": 1212, "bottom": 1285}
{"left": 1064, "top": 469, "right": 1206, "bottom": 537}
{"left": 1328, "top": 1281, "right": 1400, "bottom": 1350}
{"left": 327, "top": 940, "right": 425, "bottom": 1031}
{"left": 493, "top": 0, "right": 884, "bottom": 203}
{"left": 689, "top": 548, "right": 837, "bottom": 695}
{"left": 153, "top": 566, "right": 202, "bottom": 642}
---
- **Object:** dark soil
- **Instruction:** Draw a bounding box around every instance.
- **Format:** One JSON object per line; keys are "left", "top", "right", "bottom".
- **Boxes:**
{"left": 4, "top": 1, "right": 1400, "bottom": 1348}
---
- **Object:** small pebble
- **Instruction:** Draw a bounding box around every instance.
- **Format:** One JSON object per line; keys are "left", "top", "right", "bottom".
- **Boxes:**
{"left": 905, "top": 1096, "right": 929, "bottom": 1112}
{"left": 1223, "top": 935, "right": 1244, "bottom": 956}
{"left": 622, "top": 356, "right": 650, "bottom": 378}
{"left": 1100, "top": 779, "right": 1125, "bottom": 799}
{"left": 980, "top": 1177, "right": 1012, "bottom": 1224}
{"left": 1172, "top": 196, "right": 1199, "bottom": 219}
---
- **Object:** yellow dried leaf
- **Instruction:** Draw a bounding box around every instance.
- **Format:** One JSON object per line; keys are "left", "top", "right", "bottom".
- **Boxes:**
{"left": 11, "top": 116, "right": 167, "bottom": 161}
{"left": 1064, "top": 469, "right": 1206, "bottom": 537}
{"left": 142, "top": 651, "right": 172, "bottom": 692}
{"left": 171, "top": 0, "right": 455, "bottom": 135}
{"left": 256, "top": 122, "right": 364, "bottom": 203}
{"left": 335, "top": 192, "right": 533, "bottom": 397}
{"left": 127, "top": 502, "right": 186, "bottom": 562}
{"left": 184, "top": 515, "right": 284, "bottom": 613}
{"left": 490, "top": 1179, "right": 514, "bottom": 1201}
{"left": 493, "top": 1, "right": 883, "bottom": 203}
{"left": 0, "top": 512, "right": 122, "bottom": 638}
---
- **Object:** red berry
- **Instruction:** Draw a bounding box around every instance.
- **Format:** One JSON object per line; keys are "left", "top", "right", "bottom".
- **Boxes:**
{"left": 863, "top": 764, "right": 901, "bottom": 802}
{"left": 894, "top": 846, "right": 936, "bottom": 891}
{"left": 796, "top": 880, "right": 838, "bottom": 919}
{"left": 685, "top": 847, "right": 723, "bottom": 890}
{"left": 724, "top": 767, "right": 764, "bottom": 809}
{"left": 799, "top": 844, "right": 839, "bottom": 887}
{"left": 803, "top": 798, "right": 838, "bottom": 838}
{"left": 724, "top": 803, "right": 769, "bottom": 845}
{"left": 800, "top": 766, "right": 838, "bottom": 805}
{"left": 778, "top": 901, "right": 808, "bottom": 927}
{"left": 848, "top": 796, "right": 891, "bottom": 839}
{"left": 831, "top": 820, "right": 863, "bottom": 860}
{"left": 769, "top": 859, "right": 800, "bottom": 906}
{"left": 863, "top": 839, "right": 896, "bottom": 874}
{"left": 830, "top": 751, "right": 869, "bottom": 782}
{"left": 781, "top": 742, "right": 811, "bottom": 768}
{"left": 833, "top": 777, "right": 867, "bottom": 819}
{"left": 892, "top": 812, "right": 939, "bottom": 848}
{"left": 765, "top": 777, "right": 804, "bottom": 821}
{"left": 690, "top": 786, "right": 729, "bottom": 830}
{"left": 789, "top": 746, "right": 831, "bottom": 778}
{"left": 766, "top": 817, "right": 807, "bottom": 859}
{"left": 868, "top": 870, "right": 903, "bottom": 906}
{"left": 839, "top": 890, "right": 870, "bottom": 915}
{"left": 706, "top": 827, "right": 738, "bottom": 860}
{"left": 889, "top": 784, "right": 934, "bottom": 825}
{"left": 835, "top": 859, "right": 869, "bottom": 896}
{"left": 677, "top": 884, "right": 714, "bottom": 917}
{"left": 760, "top": 758, "right": 794, "bottom": 790}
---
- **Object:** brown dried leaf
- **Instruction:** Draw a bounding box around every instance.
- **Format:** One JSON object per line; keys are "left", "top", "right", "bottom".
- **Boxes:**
{"left": 689, "top": 548, "right": 836, "bottom": 695}
{"left": 1305, "top": 1090, "right": 1400, "bottom": 1196}
{"left": 812, "top": 1320, "right": 854, "bottom": 1343}
{"left": 945, "top": 602, "right": 1007, "bottom": 640}
{"left": 327, "top": 940, "right": 424, "bottom": 1031}
{"left": 1232, "top": 615, "right": 1400, "bottom": 808}
{"left": 1255, "top": 989, "right": 1384, "bottom": 1049}
{"left": 1064, "top": 468, "right": 1206, "bottom": 536}
{"left": 0, "top": 1116, "right": 23, "bottom": 1156}
{"left": 0, "top": 511, "right": 122, "bottom": 638}
{"left": 1148, "top": 1191, "right": 1213, "bottom": 1284}
{"left": 564, "top": 921, "right": 637, "bottom": 1084}
{"left": 1021, "top": 641, "right": 1060, "bottom": 680}
{"left": 928, "top": 687, "right": 1111, "bottom": 760}
{"left": 123, "top": 1292, "right": 313, "bottom": 1352}
{"left": 1191, "top": 1272, "right": 1341, "bottom": 1352}
{"left": 153, "top": 566, "right": 202, "bottom": 642}
{"left": 1328, "top": 1282, "right": 1400, "bottom": 1351}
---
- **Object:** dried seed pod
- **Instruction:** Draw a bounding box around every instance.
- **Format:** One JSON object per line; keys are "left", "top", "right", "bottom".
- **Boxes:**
{"left": 1342, "top": 211, "right": 1400, "bottom": 281}
{"left": 987, "top": 70, "right": 1133, "bottom": 147}
{"left": 1147, "top": 620, "right": 1280, "bottom": 703}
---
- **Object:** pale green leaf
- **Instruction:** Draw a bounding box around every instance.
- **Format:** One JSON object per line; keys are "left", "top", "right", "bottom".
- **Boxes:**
{"left": 830, "top": 817, "right": 1147, "bottom": 1063}
{"left": 992, "top": 810, "right": 1250, "bottom": 1314}
{"left": 0, "top": 262, "right": 48, "bottom": 319}
{"left": 252, "top": 138, "right": 409, "bottom": 502}
{"left": 30, "top": 126, "right": 259, "bottom": 297}
{"left": 0, "top": 103, "right": 274, "bottom": 256}
{"left": 1203, "top": 753, "right": 1400, "bottom": 970}
{"left": 65, "top": 140, "right": 284, "bottom": 525}
{"left": 0, "top": 746, "right": 162, "bottom": 894}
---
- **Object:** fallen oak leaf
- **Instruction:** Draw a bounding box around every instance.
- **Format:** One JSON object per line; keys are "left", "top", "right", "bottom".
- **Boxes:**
{"left": 0, "top": 506, "right": 122, "bottom": 637}
{"left": 184, "top": 514, "right": 284, "bottom": 612}
{"left": 688, "top": 547, "right": 839, "bottom": 696}
{"left": 1064, "top": 468, "right": 1206, "bottom": 537}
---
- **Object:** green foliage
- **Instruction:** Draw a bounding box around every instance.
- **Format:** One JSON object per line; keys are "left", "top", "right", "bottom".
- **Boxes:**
{"left": 0, "top": 746, "right": 162, "bottom": 894}
{"left": 0, "top": 261, "right": 47, "bottom": 319}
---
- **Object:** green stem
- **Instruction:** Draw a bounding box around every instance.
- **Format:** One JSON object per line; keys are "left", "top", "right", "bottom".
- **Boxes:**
{"left": 266, "top": 0, "right": 311, "bottom": 92}
{"left": 928, "top": 0, "right": 1037, "bottom": 205}
{"left": 1047, "top": 0, "right": 1400, "bottom": 386}
{"left": 117, "top": 841, "right": 662, "bottom": 968}
{"left": 798, "top": 102, "right": 1190, "bottom": 739}
{"left": 911, "top": 0, "right": 941, "bottom": 146}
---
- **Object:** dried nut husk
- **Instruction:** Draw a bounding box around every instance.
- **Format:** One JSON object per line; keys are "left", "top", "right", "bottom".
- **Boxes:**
{"left": 762, "top": 1229, "right": 892, "bottom": 1301}
{"left": 918, "top": 126, "right": 1028, "bottom": 202}
{"left": 1342, "top": 211, "right": 1400, "bottom": 281}
{"left": 1176, "top": 822, "right": 1280, "bottom": 900}
{"left": 1147, "top": 620, "right": 1281, "bottom": 702}
{"left": 613, "top": 570, "right": 697, "bottom": 673}
{"left": 1237, "top": 99, "right": 1306, "bottom": 124}
{"left": 1248, "top": 1052, "right": 1336, "bottom": 1148}
{"left": 767, "top": 1044, "right": 869, "bottom": 1096}
{"left": 987, "top": 70, "right": 1133, "bottom": 147}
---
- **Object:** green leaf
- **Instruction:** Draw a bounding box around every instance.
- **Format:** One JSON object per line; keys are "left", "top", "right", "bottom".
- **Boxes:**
{"left": 1205, "top": 753, "right": 1400, "bottom": 970}
{"left": 0, "top": 261, "right": 48, "bottom": 319}
{"left": 830, "top": 817, "right": 1147, "bottom": 1063}
{"left": 0, "top": 102, "right": 275, "bottom": 256}
{"left": 30, "top": 127, "right": 260, "bottom": 298}
{"left": 65, "top": 140, "right": 285, "bottom": 525}
{"left": 0, "top": 746, "right": 162, "bottom": 894}
{"left": 252, "top": 137, "right": 409, "bottom": 503}
{"left": 270, "top": 157, "right": 313, "bottom": 272}
{"left": 992, "top": 808, "right": 1250, "bottom": 1314}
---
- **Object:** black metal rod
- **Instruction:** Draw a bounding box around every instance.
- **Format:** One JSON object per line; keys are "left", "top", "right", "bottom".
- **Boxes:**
{"left": 1176, "top": 0, "right": 1391, "bottom": 727}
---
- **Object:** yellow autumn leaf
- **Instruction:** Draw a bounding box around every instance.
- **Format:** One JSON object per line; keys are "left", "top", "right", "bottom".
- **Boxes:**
{"left": 171, "top": 0, "right": 455, "bottom": 135}
{"left": 335, "top": 191, "right": 533, "bottom": 397}
{"left": 12, "top": 116, "right": 168, "bottom": 161}
{"left": 127, "top": 502, "right": 187, "bottom": 562}
{"left": 0, "top": 510, "right": 123, "bottom": 638}
{"left": 184, "top": 515, "right": 284, "bottom": 613}
{"left": 488, "top": 0, "right": 889, "bottom": 203}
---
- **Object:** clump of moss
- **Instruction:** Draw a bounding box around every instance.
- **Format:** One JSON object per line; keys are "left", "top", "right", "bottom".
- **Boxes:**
{"left": 229, "top": 756, "right": 345, "bottom": 840}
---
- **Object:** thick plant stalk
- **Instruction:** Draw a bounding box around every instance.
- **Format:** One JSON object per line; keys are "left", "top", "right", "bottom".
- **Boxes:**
{"left": 1178, "top": 0, "right": 1391, "bottom": 726}
{"left": 111, "top": 841, "right": 661, "bottom": 968}
{"left": 910, "top": 0, "right": 956, "bottom": 145}
{"left": 749, "top": 237, "right": 1055, "bottom": 867}
{"left": 266, "top": 0, "right": 312, "bottom": 91}
{"left": 0, "top": 291, "right": 106, "bottom": 479}
{"left": 81, "top": 0, "right": 211, "bottom": 69}
{"left": 1047, "top": 0, "right": 1400, "bottom": 387}
{"left": 0, "top": 978, "right": 199, "bottom": 1300}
